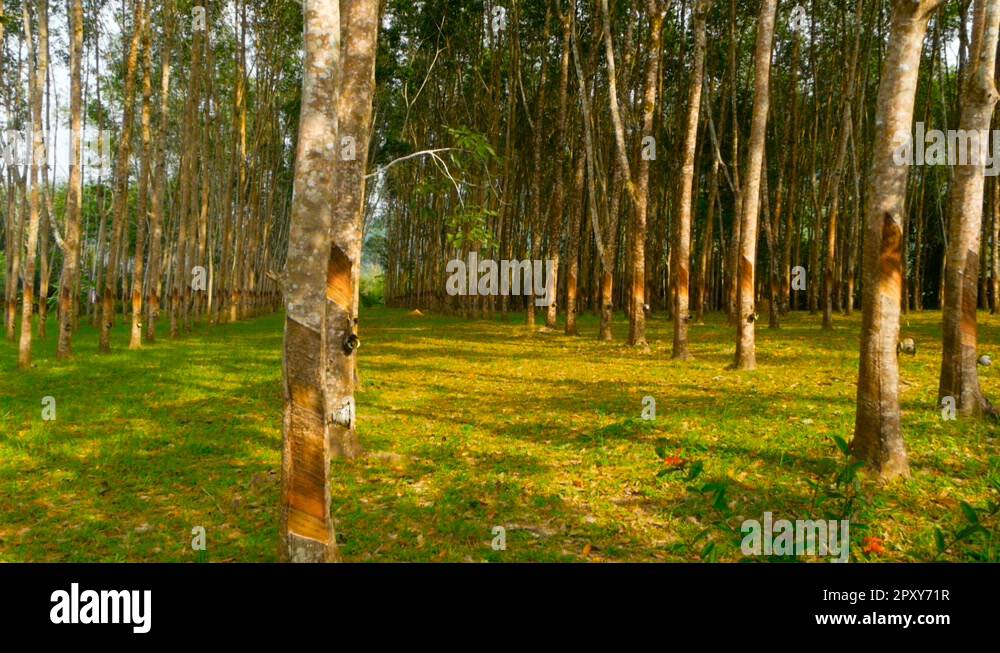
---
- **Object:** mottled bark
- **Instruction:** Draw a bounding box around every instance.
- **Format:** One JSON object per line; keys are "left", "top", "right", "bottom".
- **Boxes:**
{"left": 852, "top": 0, "right": 944, "bottom": 480}
{"left": 939, "top": 0, "right": 1000, "bottom": 418}
{"left": 19, "top": 1, "right": 47, "bottom": 368}
{"left": 17, "top": 3, "right": 48, "bottom": 369}
{"left": 733, "top": 0, "right": 777, "bottom": 370}
{"left": 329, "top": 0, "right": 378, "bottom": 456}
{"left": 280, "top": 0, "right": 343, "bottom": 563}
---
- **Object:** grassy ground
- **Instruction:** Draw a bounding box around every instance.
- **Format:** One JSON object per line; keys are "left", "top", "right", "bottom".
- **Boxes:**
{"left": 1, "top": 306, "right": 998, "bottom": 562}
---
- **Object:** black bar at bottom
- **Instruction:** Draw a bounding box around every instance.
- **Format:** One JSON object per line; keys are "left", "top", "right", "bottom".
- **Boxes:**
{"left": 0, "top": 563, "right": 991, "bottom": 642}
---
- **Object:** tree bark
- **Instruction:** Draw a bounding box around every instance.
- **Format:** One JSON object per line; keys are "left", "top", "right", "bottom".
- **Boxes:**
{"left": 545, "top": 8, "right": 572, "bottom": 329}
{"left": 57, "top": 0, "right": 84, "bottom": 359}
{"left": 852, "top": 0, "right": 944, "bottom": 480}
{"left": 146, "top": 4, "right": 173, "bottom": 342}
{"left": 329, "top": 0, "right": 378, "bottom": 456}
{"left": 18, "top": 1, "right": 47, "bottom": 368}
{"left": 733, "top": 0, "right": 777, "bottom": 370}
{"left": 100, "top": 1, "right": 143, "bottom": 352}
{"left": 130, "top": 0, "right": 153, "bottom": 349}
{"left": 673, "top": 0, "right": 708, "bottom": 359}
{"left": 565, "top": 136, "right": 585, "bottom": 335}
{"left": 280, "top": 0, "right": 344, "bottom": 563}
{"left": 939, "top": 0, "right": 1000, "bottom": 418}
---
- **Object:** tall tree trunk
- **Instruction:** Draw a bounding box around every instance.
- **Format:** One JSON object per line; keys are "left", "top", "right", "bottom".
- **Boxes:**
{"left": 673, "top": 0, "right": 708, "bottom": 359}
{"left": 733, "top": 0, "right": 777, "bottom": 370}
{"left": 58, "top": 0, "right": 84, "bottom": 359}
{"left": 939, "top": 0, "right": 1000, "bottom": 418}
{"left": 565, "top": 139, "right": 585, "bottom": 335}
{"left": 726, "top": 0, "right": 743, "bottom": 323}
{"left": 130, "top": 0, "right": 153, "bottom": 349}
{"left": 230, "top": 0, "right": 249, "bottom": 324}
{"left": 695, "top": 155, "right": 718, "bottom": 322}
{"left": 37, "top": 21, "right": 52, "bottom": 342}
{"left": 19, "top": 1, "right": 47, "bottom": 368}
{"left": 570, "top": 1, "right": 612, "bottom": 339}
{"left": 281, "top": 0, "right": 344, "bottom": 563}
{"left": 100, "top": 1, "right": 143, "bottom": 352}
{"left": 852, "top": 0, "right": 943, "bottom": 480}
{"left": 546, "top": 6, "right": 573, "bottom": 330}
{"left": 782, "top": 32, "right": 802, "bottom": 315}
{"left": 146, "top": 4, "right": 173, "bottom": 342}
{"left": 604, "top": 0, "right": 663, "bottom": 348}
{"left": 329, "top": 0, "right": 378, "bottom": 455}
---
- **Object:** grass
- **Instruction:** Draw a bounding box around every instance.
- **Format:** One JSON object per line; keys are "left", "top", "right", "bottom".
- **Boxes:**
{"left": 1, "top": 305, "right": 998, "bottom": 562}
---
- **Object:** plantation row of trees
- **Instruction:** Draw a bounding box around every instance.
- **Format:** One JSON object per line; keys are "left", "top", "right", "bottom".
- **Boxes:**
{"left": 373, "top": 0, "right": 998, "bottom": 477}
{"left": 3, "top": 0, "right": 1000, "bottom": 560}
{"left": 1, "top": 0, "right": 301, "bottom": 367}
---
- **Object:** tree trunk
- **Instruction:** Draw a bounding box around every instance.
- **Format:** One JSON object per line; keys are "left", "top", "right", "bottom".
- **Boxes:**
{"left": 628, "top": 0, "right": 664, "bottom": 349}
{"left": 100, "top": 1, "right": 143, "bottom": 352}
{"left": 146, "top": 5, "right": 173, "bottom": 343}
{"left": 281, "top": 0, "right": 344, "bottom": 563}
{"left": 130, "top": 0, "right": 153, "bottom": 349}
{"left": 546, "top": 7, "right": 573, "bottom": 330}
{"left": 733, "top": 0, "right": 777, "bottom": 370}
{"left": 19, "top": 1, "right": 47, "bottom": 368}
{"left": 852, "top": 0, "right": 944, "bottom": 480}
{"left": 329, "top": 0, "right": 378, "bottom": 455}
{"left": 57, "top": 0, "right": 84, "bottom": 359}
{"left": 565, "top": 138, "right": 585, "bottom": 335}
{"left": 939, "top": 0, "right": 1000, "bottom": 418}
{"left": 673, "top": 0, "right": 707, "bottom": 359}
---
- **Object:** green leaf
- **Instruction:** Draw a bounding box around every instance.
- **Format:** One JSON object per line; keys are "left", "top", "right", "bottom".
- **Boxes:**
{"left": 934, "top": 528, "right": 946, "bottom": 554}
{"left": 960, "top": 501, "right": 979, "bottom": 524}
{"left": 685, "top": 460, "right": 705, "bottom": 482}
{"left": 954, "top": 524, "right": 987, "bottom": 542}
{"left": 712, "top": 487, "right": 729, "bottom": 513}
{"left": 837, "top": 461, "right": 865, "bottom": 487}
{"left": 832, "top": 435, "right": 851, "bottom": 456}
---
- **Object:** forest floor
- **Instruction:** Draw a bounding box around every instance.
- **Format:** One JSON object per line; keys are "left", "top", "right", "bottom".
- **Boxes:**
{"left": 1, "top": 306, "right": 998, "bottom": 562}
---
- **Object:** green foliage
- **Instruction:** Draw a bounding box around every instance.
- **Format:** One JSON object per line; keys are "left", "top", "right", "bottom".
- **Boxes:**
{"left": 445, "top": 206, "right": 497, "bottom": 252}
{"left": 933, "top": 478, "right": 1000, "bottom": 561}
{"left": 806, "top": 436, "right": 869, "bottom": 524}
{"left": 446, "top": 125, "right": 498, "bottom": 165}
{"left": 360, "top": 270, "right": 385, "bottom": 308}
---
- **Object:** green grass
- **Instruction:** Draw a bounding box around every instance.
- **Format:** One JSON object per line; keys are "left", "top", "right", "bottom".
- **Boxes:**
{"left": 1, "top": 306, "right": 998, "bottom": 562}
